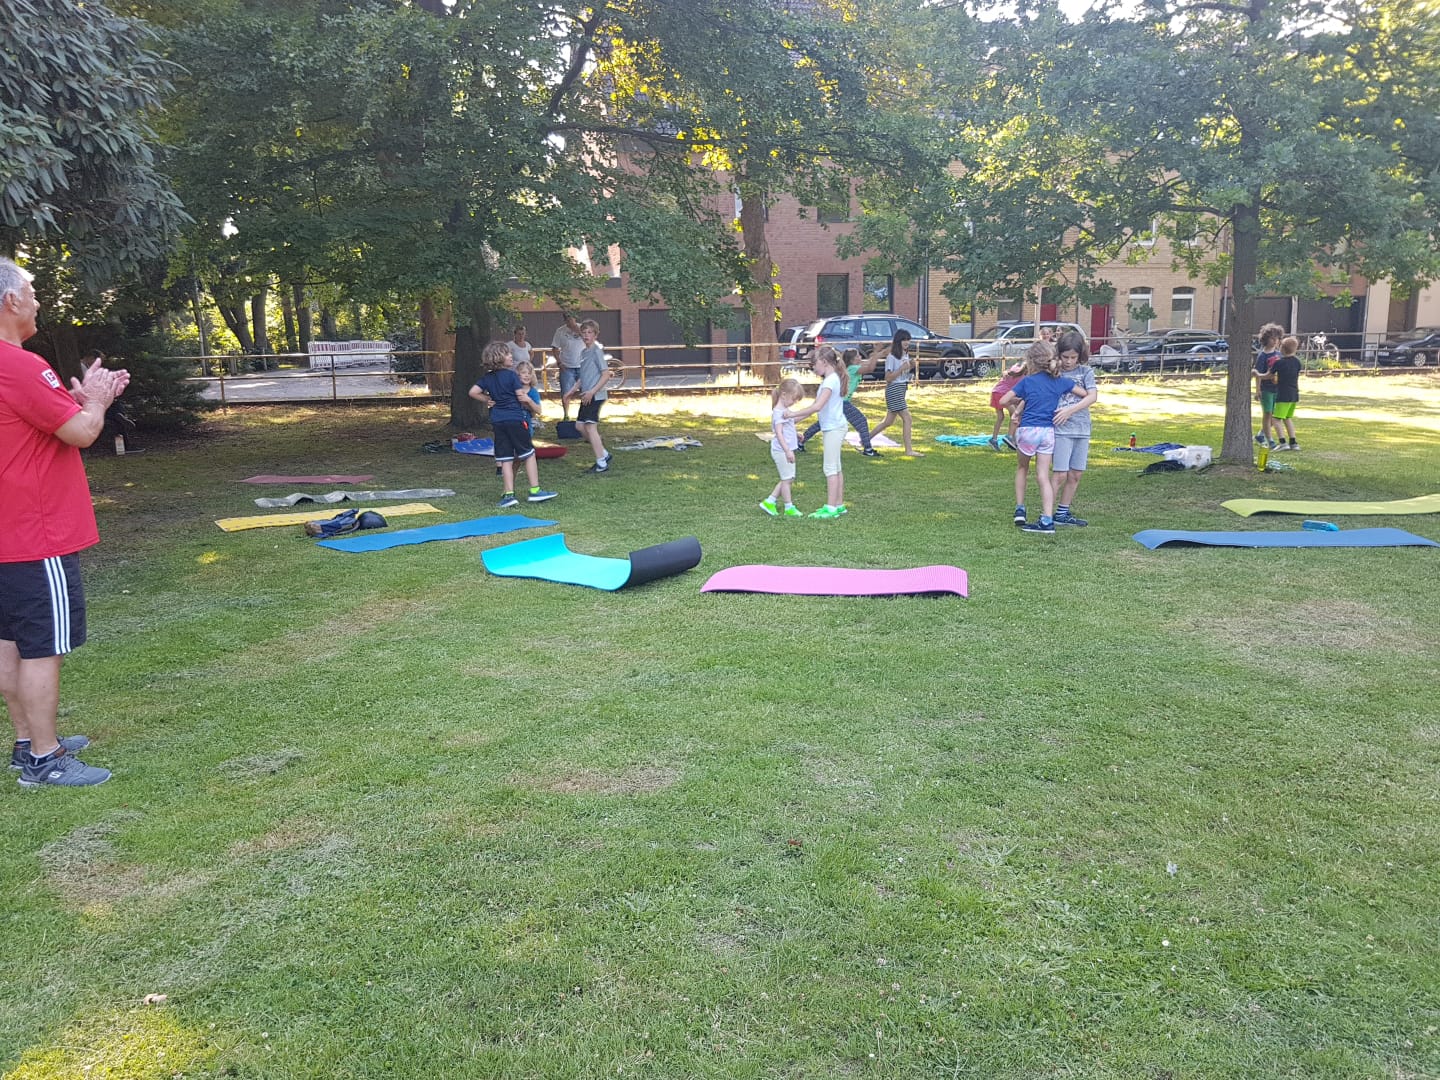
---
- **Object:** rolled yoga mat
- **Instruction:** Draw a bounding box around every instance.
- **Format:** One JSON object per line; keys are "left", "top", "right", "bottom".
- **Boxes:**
{"left": 701, "top": 564, "right": 968, "bottom": 598}
{"left": 318, "top": 515, "right": 556, "bottom": 552}
{"left": 1221, "top": 494, "right": 1440, "bottom": 517}
{"left": 240, "top": 474, "right": 374, "bottom": 484}
{"left": 481, "top": 534, "right": 702, "bottom": 590}
{"left": 1132, "top": 527, "right": 1440, "bottom": 550}
{"left": 254, "top": 488, "right": 456, "bottom": 508}
{"left": 217, "top": 502, "right": 443, "bottom": 533}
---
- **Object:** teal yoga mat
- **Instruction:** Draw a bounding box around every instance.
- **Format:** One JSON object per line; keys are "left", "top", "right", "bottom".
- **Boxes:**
{"left": 318, "top": 515, "right": 555, "bottom": 552}
{"left": 481, "top": 534, "right": 701, "bottom": 590}
{"left": 1133, "top": 527, "right": 1439, "bottom": 550}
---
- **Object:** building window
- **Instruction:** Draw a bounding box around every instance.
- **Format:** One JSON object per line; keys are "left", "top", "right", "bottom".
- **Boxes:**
{"left": 1134, "top": 218, "right": 1158, "bottom": 248}
{"left": 995, "top": 296, "right": 1024, "bottom": 323}
{"left": 862, "top": 274, "right": 893, "bottom": 313}
{"left": 1127, "top": 288, "right": 1154, "bottom": 333}
{"left": 1170, "top": 288, "right": 1195, "bottom": 328}
{"left": 817, "top": 198, "right": 850, "bottom": 224}
{"left": 817, "top": 274, "right": 849, "bottom": 317}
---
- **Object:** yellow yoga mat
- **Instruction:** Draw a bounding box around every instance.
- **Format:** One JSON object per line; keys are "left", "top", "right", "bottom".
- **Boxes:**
{"left": 1222, "top": 494, "right": 1440, "bottom": 518}
{"left": 215, "top": 502, "right": 444, "bottom": 532}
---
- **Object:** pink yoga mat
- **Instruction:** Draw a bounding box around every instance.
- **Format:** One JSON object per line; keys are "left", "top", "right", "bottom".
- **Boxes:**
{"left": 701, "top": 564, "right": 967, "bottom": 598}
{"left": 241, "top": 474, "right": 375, "bottom": 484}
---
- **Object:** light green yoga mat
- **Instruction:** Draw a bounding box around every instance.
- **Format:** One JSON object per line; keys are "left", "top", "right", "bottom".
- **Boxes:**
{"left": 1222, "top": 494, "right": 1440, "bottom": 518}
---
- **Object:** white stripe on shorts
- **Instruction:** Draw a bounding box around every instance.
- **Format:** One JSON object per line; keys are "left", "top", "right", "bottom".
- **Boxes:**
{"left": 43, "top": 556, "right": 71, "bottom": 654}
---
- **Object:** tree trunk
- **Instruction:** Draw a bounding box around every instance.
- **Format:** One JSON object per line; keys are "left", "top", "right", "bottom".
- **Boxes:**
{"left": 279, "top": 285, "right": 297, "bottom": 354}
{"left": 420, "top": 294, "right": 454, "bottom": 396}
{"left": 190, "top": 276, "right": 210, "bottom": 358}
{"left": 351, "top": 302, "right": 365, "bottom": 339}
{"left": 737, "top": 176, "right": 779, "bottom": 383}
{"left": 219, "top": 303, "right": 254, "bottom": 353}
{"left": 251, "top": 289, "right": 270, "bottom": 365}
{"left": 294, "top": 283, "right": 313, "bottom": 352}
{"left": 1222, "top": 199, "right": 1261, "bottom": 464}
{"left": 450, "top": 301, "right": 491, "bottom": 429}
{"left": 320, "top": 307, "right": 339, "bottom": 340}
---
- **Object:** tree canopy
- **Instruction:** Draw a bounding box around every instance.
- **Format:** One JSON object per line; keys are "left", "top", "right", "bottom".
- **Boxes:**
{"left": 852, "top": 0, "right": 1440, "bottom": 460}
{"left": 0, "top": 0, "right": 187, "bottom": 287}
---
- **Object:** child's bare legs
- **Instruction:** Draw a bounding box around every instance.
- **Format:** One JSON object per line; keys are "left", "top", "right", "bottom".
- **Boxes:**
{"left": 1036, "top": 453, "right": 1056, "bottom": 518}
{"left": 500, "top": 459, "right": 516, "bottom": 493}
{"left": 1057, "top": 469, "right": 1082, "bottom": 510}
{"left": 768, "top": 478, "right": 792, "bottom": 505}
{"left": 523, "top": 455, "right": 540, "bottom": 490}
{"left": 582, "top": 423, "right": 608, "bottom": 464}
{"left": 870, "top": 411, "right": 896, "bottom": 438}
{"left": 899, "top": 410, "right": 917, "bottom": 455}
{"left": 991, "top": 408, "right": 1005, "bottom": 441}
{"left": 1280, "top": 417, "right": 1296, "bottom": 442}
{"left": 828, "top": 471, "right": 843, "bottom": 508}
{"left": 1015, "top": 454, "right": 1033, "bottom": 508}
{"left": 1008, "top": 409, "right": 1020, "bottom": 439}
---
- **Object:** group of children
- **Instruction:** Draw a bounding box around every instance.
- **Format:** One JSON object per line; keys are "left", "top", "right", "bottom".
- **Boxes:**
{"left": 760, "top": 329, "right": 1099, "bottom": 533}
{"left": 473, "top": 315, "right": 1300, "bottom": 528}
{"left": 467, "top": 317, "right": 615, "bottom": 508}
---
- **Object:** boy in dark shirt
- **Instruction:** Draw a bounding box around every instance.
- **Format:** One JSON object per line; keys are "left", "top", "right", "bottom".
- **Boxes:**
{"left": 1269, "top": 336, "right": 1303, "bottom": 451}
{"left": 1253, "top": 323, "right": 1284, "bottom": 449}
{"left": 469, "top": 342, "right": 557, "bottom": 507}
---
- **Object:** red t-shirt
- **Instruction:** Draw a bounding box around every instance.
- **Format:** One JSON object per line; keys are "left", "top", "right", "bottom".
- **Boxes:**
{"left": 0, "top": 340, "right": 98, "bottom": 562}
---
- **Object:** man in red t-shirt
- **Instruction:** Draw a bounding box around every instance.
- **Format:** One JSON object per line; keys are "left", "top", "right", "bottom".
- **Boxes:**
{"left": 1, "top": 257, "right": 129, "bottom": 788}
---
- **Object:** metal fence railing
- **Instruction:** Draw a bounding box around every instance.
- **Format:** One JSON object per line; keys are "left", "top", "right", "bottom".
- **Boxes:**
{"left": 178, "top": 330, "right": 1437, "bottom": 405}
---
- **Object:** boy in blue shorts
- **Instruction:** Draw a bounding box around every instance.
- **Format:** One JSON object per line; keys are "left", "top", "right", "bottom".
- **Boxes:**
{"left": 469, "top": 341, "right": 557, "bottom": 508}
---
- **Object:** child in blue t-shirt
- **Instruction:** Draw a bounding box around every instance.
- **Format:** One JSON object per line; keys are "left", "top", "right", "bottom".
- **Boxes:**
{"left": 515, "top": 359, "right": 543, "bottom": 434}
{"left": 468, "top": 342, "right": 556, "bottom": 508}
{"left": 999, "top": 342, "right": 1077, "bottom": 535}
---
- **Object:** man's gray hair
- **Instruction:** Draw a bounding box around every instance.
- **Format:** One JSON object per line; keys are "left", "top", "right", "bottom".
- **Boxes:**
{"left": 0, "top": 257, "right": 34, "bottom": 305}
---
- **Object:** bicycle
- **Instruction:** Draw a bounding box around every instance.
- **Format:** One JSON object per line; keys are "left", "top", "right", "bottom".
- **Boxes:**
{"left": 606, "top": 353, "right": 628, "bottom": 391}
{"left": 1302, "top": 332, "right": 1340, "bottom": 367}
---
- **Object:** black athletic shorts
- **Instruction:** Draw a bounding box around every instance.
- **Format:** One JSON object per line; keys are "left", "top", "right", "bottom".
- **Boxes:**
{"left": 491, "top": 420, "right": 535, "bottom": 463}
{"left": 576, "top": 398, "right": 604, "bottom": 425}
{"left": 0, "top": 554, "right": 87, "bottom": 659}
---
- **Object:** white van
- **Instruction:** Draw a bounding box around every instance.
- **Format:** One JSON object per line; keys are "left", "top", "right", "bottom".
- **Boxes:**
{"left": 970, "top": 321, "right": 1084, "bottom": 360}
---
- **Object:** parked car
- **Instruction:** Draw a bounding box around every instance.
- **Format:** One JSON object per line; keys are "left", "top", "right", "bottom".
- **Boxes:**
{"left": 969, "top": 322, "right": 1085, "bottom": 366}
{"left": 1126, "top": 328, "right": 1230, "bottom": 371}
{"left": 1374, "top": 327, "right": 1440, "bottom": 367}
{"left": 779, "top": 325, "right": 807, "bottom": 368}
{"left": 797, "top": 315, "right": 979, "bottom": 379}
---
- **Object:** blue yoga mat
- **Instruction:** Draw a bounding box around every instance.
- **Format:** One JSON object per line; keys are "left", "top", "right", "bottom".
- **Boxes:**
{"left": 1133, "top": 527, "right": 1440, "bottom": 550}
{"left": 317, "top": 515, "right": 555, "bottom": 552}
{"left": 482, "top": 534, "right": 702, "bottom": 590}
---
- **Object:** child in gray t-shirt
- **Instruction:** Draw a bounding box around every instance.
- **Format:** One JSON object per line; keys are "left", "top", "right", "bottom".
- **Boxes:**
{"left": 1051, "top": 330, "right": 1098, "bottom": 527}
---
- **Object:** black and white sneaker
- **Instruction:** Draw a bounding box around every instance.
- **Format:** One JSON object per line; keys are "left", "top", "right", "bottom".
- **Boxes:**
{"left": 1013, "top": 506, "right": 1027, "bottom": 526}
{"left": 1054, "top": 512, "right": 1088, "bottom": 527}
{"left": 587, "top": 453, "right": 613, "bottom": 474}
{"left": 1021, "top": 519, "right": 1056, "bottom": 535}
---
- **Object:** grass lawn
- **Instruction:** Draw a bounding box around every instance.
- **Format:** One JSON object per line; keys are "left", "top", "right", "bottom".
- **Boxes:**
{"left": 3, "top": 374, "right": 1438, "bottom": 1079}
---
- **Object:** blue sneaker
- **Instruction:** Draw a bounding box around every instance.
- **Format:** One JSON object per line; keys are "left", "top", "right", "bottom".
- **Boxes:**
{"left": 17, "top": 746, "right": 111, "bottom": 788}
{"left": 1054, "top": 511, "right": 1088, "bottom": 527}
{"left": 527, "top": 489, "right": 558, "bottom": 502}
{"left": 497, "top": 494, "right": 519, "bottom": 509}
{"left": 1013, "top": 505, "right": 1027, "bottom": 526}
{"left": 11, "top": 735, "right": 90, "bottom": 770}
{"left": 1021, "top": 520, "right": 1056, "bottom": 535}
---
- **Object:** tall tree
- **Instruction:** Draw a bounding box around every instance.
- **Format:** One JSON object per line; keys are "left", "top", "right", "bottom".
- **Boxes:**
{"left": 855, "top": 0, "right": 1440, "bottom": 462}
{"left": 566, "top": 0, "right": 933, "bottom": 378}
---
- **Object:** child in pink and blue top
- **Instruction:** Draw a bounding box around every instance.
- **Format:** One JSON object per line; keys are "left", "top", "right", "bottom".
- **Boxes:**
{"left": 999, "top": 342, "right": 1078, "bottom": 535}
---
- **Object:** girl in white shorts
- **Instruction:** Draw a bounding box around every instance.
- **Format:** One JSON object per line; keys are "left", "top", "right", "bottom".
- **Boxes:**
{"left": 783, "top": 347, "right": 849, "bottom": 519}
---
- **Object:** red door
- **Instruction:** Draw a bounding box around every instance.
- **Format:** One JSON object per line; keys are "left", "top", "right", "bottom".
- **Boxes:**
{"left": 1040, "top": 301, "right": 1058, "bottom": 322}
{"left": 1090, "top": 305, "right": 1110, "bottom": 353}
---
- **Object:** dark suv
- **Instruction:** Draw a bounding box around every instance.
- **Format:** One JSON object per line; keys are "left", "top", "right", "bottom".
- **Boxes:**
{"left": 1123, "top": 329, "right": 1230, "bottom": 371}
{"left": 797, "top": 315, "right": 980, "bottom": 379}
{"left": 1375, "top": 328, "right": 1440, "bottom": 367}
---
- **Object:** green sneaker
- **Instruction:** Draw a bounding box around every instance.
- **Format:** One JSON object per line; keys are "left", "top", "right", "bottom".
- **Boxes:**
{"left": 809, "top": 506, "right": 839, "bottom": 519}
{"left": 760, "top": 498, "right": 779, "bottom": 517}
{"left": 834, "top": 504, "right": 848, "bottom": 515}
{"left": 783, "top": 505, "right": 803, "bottom": 518}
